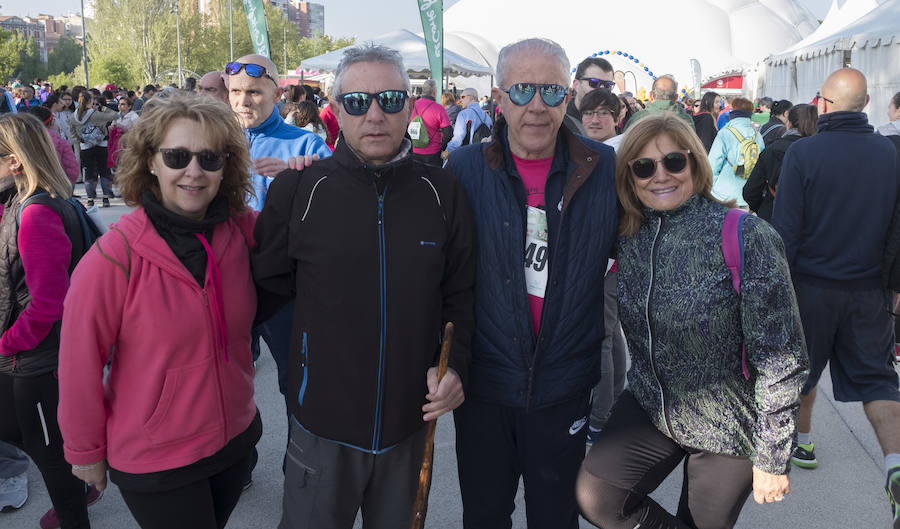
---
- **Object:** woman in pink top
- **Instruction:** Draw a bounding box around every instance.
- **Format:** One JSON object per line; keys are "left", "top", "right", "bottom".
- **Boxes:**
{"left": 0, "top": 113, "right": 94, "bottom": 528}
{"left": 29, "top": 106, "right": 80, "bottom": 184}
{"left": 58, "top": 94, "right": 260, "bottom": 529}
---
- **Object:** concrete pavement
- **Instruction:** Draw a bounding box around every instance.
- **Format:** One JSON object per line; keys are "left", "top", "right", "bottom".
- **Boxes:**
{"left": 1, "top": 194, "right": 895, "bottom": 528}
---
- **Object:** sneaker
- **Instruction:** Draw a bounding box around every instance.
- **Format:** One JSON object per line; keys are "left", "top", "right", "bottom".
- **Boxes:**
{"left": 102, "top": 197, "right": 110, "bottom": 208}
{"left": 791, "top": 442, "right": 818, "bottom": 469}
{"left": 0, "top": 471, "right": 27, "bottom": 511}
{"left": 586, "top": 426, "right": 601, "bottom": 447}
{"left": 887, "top": 465, "right": 900, "bottom": 528}
{"left": 86, "top": 199, "right": 94, "bottom": 208}
{"left": 39, "top": 484, "right": 103, "bottom": 529}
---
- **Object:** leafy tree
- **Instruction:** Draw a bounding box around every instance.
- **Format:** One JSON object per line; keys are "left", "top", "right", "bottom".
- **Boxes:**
{"left": 48, "top": 36, "right": 84, "bottom": 77}
{"left": 0, "top": 28, "right": 26, "bottom": 82}
{"left": 47, "top": 71, "right": 77, "bottom": 89}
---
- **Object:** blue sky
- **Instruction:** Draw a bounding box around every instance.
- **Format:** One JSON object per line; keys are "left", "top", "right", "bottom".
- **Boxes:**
{"left": 3, "top": 0, "right": 833, "bottom": 40}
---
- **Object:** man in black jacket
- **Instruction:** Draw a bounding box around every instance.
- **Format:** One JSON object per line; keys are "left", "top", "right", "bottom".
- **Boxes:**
{"left": 252, "top": 43, "right": 476, "bottom": 529}
{"left": 772, "top": 68, "right": 900, "bottom": 525}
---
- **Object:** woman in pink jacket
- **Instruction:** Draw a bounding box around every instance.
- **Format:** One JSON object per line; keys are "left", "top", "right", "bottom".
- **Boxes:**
{"left": 0, "top": 113, "right": 95, "bottom": 529}
{"left": 58, "top": 93, "right": 260, "bottom": 529}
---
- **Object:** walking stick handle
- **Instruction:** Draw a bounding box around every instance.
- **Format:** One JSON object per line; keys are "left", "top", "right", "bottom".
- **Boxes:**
{"left": 410, "top": 321, "right": 454, "bottom": 529}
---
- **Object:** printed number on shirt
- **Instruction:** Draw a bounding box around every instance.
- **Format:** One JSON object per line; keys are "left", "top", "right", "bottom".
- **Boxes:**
{"left": 525, "top": 206, "right": 549, "bottom": 299}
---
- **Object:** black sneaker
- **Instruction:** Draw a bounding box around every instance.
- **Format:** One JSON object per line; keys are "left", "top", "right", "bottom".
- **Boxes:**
{"left": 86, "top": 199, "right": 94, "bottom": 208}
{"left": 102, "top": 197, "right": 110, "bottom": 208}
{"left": 791, "top": 442, "right": 818, "bottom": 469}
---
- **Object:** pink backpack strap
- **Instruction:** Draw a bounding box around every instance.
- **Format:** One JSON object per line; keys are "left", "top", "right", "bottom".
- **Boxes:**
{"left": 722, "top": 208, "right": 750, "bottom": 380}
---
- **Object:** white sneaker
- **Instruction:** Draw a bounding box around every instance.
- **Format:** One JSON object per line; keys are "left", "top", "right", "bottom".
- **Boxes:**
{"left": 0, "top": 472, "right": 28, "bottom": 510}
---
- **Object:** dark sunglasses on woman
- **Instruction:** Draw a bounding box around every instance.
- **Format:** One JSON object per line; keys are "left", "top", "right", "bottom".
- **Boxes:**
{"left": 502, "top": 83, "right": 568, "bottom": 107}
{"left": 338, "top": 90, "right": 409, "bottom": 116}
{"left": 154, "top": 148, "right": 229, "bottom": 171}
{"left": 629, "top": 151, "right": 691, "bottom": 179}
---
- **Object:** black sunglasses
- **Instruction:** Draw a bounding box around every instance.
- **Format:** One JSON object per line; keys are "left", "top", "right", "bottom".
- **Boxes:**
{"left": 502, "top": 83, "right": 568, "bottom": 107}
{"left": 224, "top": 62, "right": 278, "bottom": 85}
{"left": 338, "top": 90, "right": 409, "bottom": 116}
{"left": 816, "top": 91, "right": 835, "bottom": 104}
{"left": 629, "top": 151, "right": 691, "bottom": 179}
{"left": 579, "top": 77, "right": 616, "bottom": 90}
{"left": 155, "top": 148, "right": 229, "bottom": 171}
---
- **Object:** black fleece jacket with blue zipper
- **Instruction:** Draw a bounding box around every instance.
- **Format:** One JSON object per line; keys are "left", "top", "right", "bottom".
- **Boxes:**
{"left": 252, "top": 137, "right": 476, "bottom": 453}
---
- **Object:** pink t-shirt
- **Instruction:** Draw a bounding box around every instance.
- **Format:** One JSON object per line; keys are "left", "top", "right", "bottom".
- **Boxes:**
{"left": 513, "top": 152, "right": 553, "bottom": 336}
{"left": 411, "top": 98, "right": 451, "bottom": 155}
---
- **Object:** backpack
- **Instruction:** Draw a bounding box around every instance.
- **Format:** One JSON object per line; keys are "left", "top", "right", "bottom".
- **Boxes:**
{"left": 462, "top": 115, "right": 492, "bottom": 146}
{"left": 76, "top": 109, "right": 106, "bottom": 148}
{"left": 18, "top": 192, "right": 106, "bottom": 270}
{"left": 407, "top": 100, "right": 435, "bottom": 149}
{"left": 722, "top": 208, "right": 751, "bottom": 380}
{"left": 726, "top": 126, "right": 760, "bottom": 179}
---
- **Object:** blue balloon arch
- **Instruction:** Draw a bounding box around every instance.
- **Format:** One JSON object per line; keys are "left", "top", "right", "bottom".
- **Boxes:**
{"left": 572, "top": 49, "right": 691, "bottom": 98}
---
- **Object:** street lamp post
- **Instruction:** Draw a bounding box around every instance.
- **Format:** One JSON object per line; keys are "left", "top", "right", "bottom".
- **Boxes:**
{"left": 175, "top": 0, "right": 183, "bottom": 86}
{"left": 229, "top": 0, "right": 233, "bottom": 61}
{"left": 283, "top": 25, "right": 286, "bottom": 75}
{"left": 80, "top": 0, "right": 89, "bottom": 86}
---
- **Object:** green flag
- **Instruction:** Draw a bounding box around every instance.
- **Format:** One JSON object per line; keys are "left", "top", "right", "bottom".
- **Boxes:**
{"left": 417, "top": 0, "right": 443, "bottom": 98}
{"left": 243, "top": 0, "right": 271, "bottom": 59}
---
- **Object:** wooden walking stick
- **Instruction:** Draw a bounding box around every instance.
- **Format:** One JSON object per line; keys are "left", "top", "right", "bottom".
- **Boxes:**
{"left": 410, "top": 321, "right": 454, "bottom": 529}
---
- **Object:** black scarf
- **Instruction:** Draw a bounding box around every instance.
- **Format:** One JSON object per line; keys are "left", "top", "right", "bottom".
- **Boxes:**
{"left": 142, "top": 190, "right": 229, "bottom": 285}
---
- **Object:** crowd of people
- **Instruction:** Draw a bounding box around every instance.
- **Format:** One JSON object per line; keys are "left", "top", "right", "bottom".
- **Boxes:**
{"left": 0, "top": 35, "right": 898, "bottom": 529}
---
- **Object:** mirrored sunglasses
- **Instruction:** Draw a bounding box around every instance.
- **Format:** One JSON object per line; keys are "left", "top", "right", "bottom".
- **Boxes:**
{"left": 155, "top": 148, "right": 229, "bottom": 171}
{"left": 629, "top": 151, "right": 690, "bottom": 179}
{"left": 224, "top": 62, "right": 278, "bottom": 85}
{"left": 502, "top": 83, "right": 568, "bottom": 107}
{"left": 338, "top": 90, "right": 409, "bottom": 116}
{"left": 579, "top": 77, "right": 616, "bottom": 90}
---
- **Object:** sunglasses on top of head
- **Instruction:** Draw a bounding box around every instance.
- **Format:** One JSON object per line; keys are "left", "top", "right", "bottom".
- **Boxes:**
{"left": 338, "top": 90, "right": 409, "bottom": 116}
{"left": 154, "top": 148, "right": 229, "bottom": 171}
{"left": 629, "top": 151, "right": 691, "bottom": 179}
{"left": 501, "top": 83, "right": 568, "bottom": 107}
{"left": 224, "top": 62, "right": 278, "bottom": 85}
{"left": 579, "top": 77, "right": 616, "bottom": 90}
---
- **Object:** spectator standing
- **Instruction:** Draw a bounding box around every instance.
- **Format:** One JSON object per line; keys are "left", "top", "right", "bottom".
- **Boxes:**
{"left": 409, "top": 79, "right": 452, "bottom": 166}
{"left": 709, "top": 97, "right": 764, "bottom": 206}
{"left": 693, "top": 91, "right": 721, "bottom": 152}
{"left": 446, "top": 87, "right": 492, "bottom": 154}
{"left": 760, "top": 99, "right": 792, "bottom": 146}
{"left": 29, "top": 106, "right": 79, "bottom": 183}
{"left": 565, "top": 57, "right": 614, "bottom": 136}
{"left": 70, "top": 93, "right": 116, "bottom": 208}
{"left": 877, "top": 91, "right": 900, "bottom": 137}
{"left": 443, "top": 91, "right": 462, "bottom": 126}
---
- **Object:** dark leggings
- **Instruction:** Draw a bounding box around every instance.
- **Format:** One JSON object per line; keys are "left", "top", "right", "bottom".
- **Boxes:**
{"left": 0, "top": 371, "right": 90, "bottom": 528}
{"left": 80, "top": 146, "right": 113, "bottom": 199}
{"left": 577, "top": 391, "right": 753, "bottom": 529}
{"left": 118, "top": 452, "right": 251, "bottom": 529}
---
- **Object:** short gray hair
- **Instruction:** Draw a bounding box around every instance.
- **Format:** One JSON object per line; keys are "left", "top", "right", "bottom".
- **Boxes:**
{"left": 651, "top": 75, "right": 678, "bottom": 101}
{"left": 757, "top": 96, "right": 773, "bottom": 109}
{"left": 421, "top": 79, "right": 437, "bottom": 97}
{"left": 496, "top": 38, "right": 570, "bottom": 89}
{"left": 461, "top": 87, "right": 478, "bottom": 99}
{"left": 333, "top": 43, "right": 411, "bottom": 96}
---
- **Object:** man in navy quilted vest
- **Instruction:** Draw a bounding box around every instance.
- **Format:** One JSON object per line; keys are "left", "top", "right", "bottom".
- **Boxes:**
{"left": 447, "top": 37, "right": 618, "bottom": 528}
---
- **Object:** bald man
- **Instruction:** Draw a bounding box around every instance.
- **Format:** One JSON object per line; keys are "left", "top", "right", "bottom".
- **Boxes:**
{"left": 199, "top": 70, "right": 227, "bottom": 102}
{"left": 623, "top": 75, "right": 694, "bottom": 131}
{"left": 772, "top": 68, "right": 900, "bottom": 523}
{"left": 227, "top": 55, "right": 331, "bottom": 469}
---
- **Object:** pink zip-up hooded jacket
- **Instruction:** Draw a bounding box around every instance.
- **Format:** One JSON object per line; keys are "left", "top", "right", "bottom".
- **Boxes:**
{"left": 58, "top": 207, "right": 258, "bottom": 474}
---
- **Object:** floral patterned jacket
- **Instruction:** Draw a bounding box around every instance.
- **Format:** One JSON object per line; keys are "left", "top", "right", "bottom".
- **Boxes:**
{"left": 618, "top": 194, "right": 808, "bottom": 474}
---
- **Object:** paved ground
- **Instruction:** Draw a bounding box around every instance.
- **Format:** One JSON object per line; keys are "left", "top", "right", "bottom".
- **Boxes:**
{"left": 2, "top": 193, "right": 896, "bottom": 528}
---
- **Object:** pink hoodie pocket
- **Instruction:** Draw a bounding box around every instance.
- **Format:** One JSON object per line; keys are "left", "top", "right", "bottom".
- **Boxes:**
{"left": 143, "top": 357, "right": 222, "bottom": 446}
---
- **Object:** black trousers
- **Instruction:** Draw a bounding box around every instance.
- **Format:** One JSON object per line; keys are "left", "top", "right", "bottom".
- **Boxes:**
{"left": 0, "top": 371, "right": 90, "bottom": 528}
{"left": 118, "top": 451, "right": 251, "bottom": 529}
{"left": 454, "top": 394, "right": 591, "bottom": 529}
{"left": 578, "top": 391, "right": 753, "bottom": 529}
{"left": 80, "top": 146, "right": 113, "bottom": 199}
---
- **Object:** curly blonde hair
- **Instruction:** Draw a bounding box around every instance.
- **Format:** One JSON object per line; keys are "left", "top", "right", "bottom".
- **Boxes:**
{"left": 116, "top": 93, "right": 252, "bottom": 213}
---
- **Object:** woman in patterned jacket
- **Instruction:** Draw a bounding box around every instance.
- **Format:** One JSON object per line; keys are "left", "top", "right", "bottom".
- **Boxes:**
{"left": 576, "top": 112, "right": 808, "bottom": 529}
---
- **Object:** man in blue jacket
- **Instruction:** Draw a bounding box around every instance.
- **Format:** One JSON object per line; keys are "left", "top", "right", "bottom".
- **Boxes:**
{"left": 448, "top": 37, "right": 618, "bottom": 528}
{"left": 772, "top": 68, "right": 900, "bottom": 524}
{"left": 227, "top": 54, "right": 332, "bottom": 486}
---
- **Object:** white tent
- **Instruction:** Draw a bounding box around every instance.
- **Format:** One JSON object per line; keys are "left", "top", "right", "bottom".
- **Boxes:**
{"left": 300, "top": 29, "right": 493, "bottom": 78}
{"left": 762, "top": 0, "right": 900, "bottom": 126}
{"left": 442, "top": 0, "right": 819, "bottom": 95}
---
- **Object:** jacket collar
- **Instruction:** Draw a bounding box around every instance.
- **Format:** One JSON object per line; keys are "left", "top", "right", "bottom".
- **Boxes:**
{"left": 484, "top": 116, "right": 602, "bottom": 213}
{"left": 816, "top": 111, "right": 873, "bottom": 134}
{"left": 245, "top": 108, "right": 283, "bottom": 138}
